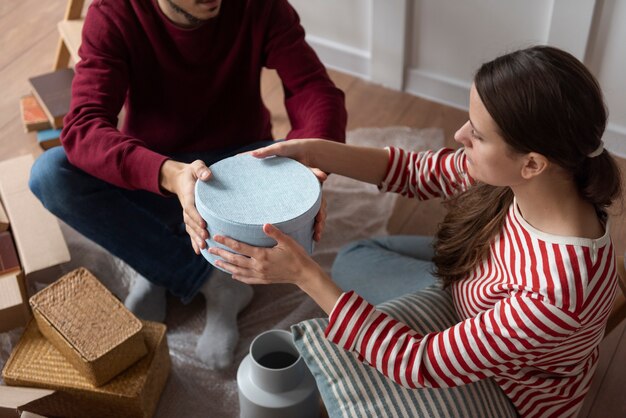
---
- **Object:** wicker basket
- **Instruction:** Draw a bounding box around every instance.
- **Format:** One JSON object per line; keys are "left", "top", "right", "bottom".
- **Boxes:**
{"left": 28, "top": 267, "right": 147, "bottom": 386}
{"left": 2, "top": 320, "right": 170, "bottom": 418}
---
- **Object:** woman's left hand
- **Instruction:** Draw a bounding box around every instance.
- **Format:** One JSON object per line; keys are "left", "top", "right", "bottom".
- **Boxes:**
{"left": 248, "top": 141, "right": 328, "bottom": 242}
{"left": 209, "top": 223, "right": 324, "bottom": 286}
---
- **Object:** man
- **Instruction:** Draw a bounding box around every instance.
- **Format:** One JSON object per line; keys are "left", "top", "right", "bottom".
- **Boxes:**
{"left": 29, "top": 0, "right": 346, "bottom": 369}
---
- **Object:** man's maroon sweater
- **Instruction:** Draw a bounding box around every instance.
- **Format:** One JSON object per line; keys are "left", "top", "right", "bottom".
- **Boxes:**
{"left": 62, "top": 0, "right": 347, "bottom": 194}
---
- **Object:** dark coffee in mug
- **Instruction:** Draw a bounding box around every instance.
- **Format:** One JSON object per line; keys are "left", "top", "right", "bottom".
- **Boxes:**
{"left": 257, "top": 351, "right": 298, "bottom": 369}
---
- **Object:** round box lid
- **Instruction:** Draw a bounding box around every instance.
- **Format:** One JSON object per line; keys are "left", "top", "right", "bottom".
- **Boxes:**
{"left": 195, "top": 154, "right": 321, "bottom": 232}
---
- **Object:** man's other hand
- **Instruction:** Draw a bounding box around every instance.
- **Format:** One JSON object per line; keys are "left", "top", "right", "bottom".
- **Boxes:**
{"left": 160, "top": 159, "right": 211, "bottom": 255}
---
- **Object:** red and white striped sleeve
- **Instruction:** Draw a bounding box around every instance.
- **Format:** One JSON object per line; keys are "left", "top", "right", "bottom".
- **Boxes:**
{"left": 325, "top": 291, "right": 581, "bottom": 389}
{"left": 379, "top": 147, "right": 474, "bottom": 200}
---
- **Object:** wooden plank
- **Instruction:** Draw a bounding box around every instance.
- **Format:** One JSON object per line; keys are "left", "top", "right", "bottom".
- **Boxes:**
{"left": 579, "top": 318, "right": 625, "bottom": 417}
{"left": 0, "top": 1, "right": 14, "bottom": 18}
{"left": 53, "top": 38, "right": 72, "bottom": 71}
{"left": 607, "top": 291, "right": 626, "bottom": 330}
{"left": 344, "top": 79, "right": 415, "bottom": 130}
{"left": 0, "top": 0, "right": 32, "bottom": 21}
{"left": 397, "top": 97, "right": 467, "bottom": 147}
{"left": 57, "top": 19, "right": 84, "bottom": 65}
{"left": 583, "top": 321, "right": 626, "bottom": 418}
{"left": 0, "top": 0, "right": 65, "bottom": 73}
{"left": 62, "top": 0, "right": 85, "bottom": 20}
{"left": 327, "top": 68, "right": 358, "bottom": 93}
{"left": 261, "top": 68, "right": 358, "bottom": 140}
{"left": 53, "top": 0, "right": 87, "bottom": 70}
{"left": 0, "top": 30, "right": 60, "bottom": 131}
{"left": 0, "top": 114, "right": 43, "bottom": 161}
{"left": 260, "top": 69, "right": 289, "bottom": 139}
{"left": 609, "top": 157, "right": 626, "bottom": 256}
{"left": 261, "top": 68, "right": 281, "bottom": 98}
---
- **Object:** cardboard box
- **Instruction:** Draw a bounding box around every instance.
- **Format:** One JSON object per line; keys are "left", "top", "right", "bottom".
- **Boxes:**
{"left": 35, "top": 130, "right": 62, "bottom": 151}
{"left": 0, "top": 271, "right": 30, "bottom": 333}
{"left": 0, "top": 155, "right": 70, "bottom": 278}
{"left": 29, "top": 268, "right": 148, "bottom": 387}
{"left": 2, "top": 320, "right": 170, "bottom": 418}
{"left": 0, "top": 155, "right": 71, "bottom": 332}
{"left": 0, "top": 202, "right": 7, "bottom": 232}
{"left": 0, "top": 387, "right": 54, "bottom": 418}
{"left": 21, "top": 412, "right": 48, "bottom": 418}
{"left": 19, "top": 95, "right": 52, "bottom": 133}
{"left": 0, "top": 232, "right": 20, "bottom": 275}
{"left": 28, "top": 69, "right": 74, "bottom": 130}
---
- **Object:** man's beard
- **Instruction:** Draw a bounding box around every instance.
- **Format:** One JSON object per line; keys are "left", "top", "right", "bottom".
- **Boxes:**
{"left": 166, "top": 0, "right": 205, "bottom": 26}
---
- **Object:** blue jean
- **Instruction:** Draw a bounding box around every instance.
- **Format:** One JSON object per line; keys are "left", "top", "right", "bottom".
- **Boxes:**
{"left": 29, "top": 141, "right": 274, "bottom": 303}
{"left": 331, "top": 235, "right": 438, "bottom": 305}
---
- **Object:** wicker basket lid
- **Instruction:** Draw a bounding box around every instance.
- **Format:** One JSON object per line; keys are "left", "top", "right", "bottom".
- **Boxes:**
{"left": 29, "top": 268, "right": 143, "bottom": 361}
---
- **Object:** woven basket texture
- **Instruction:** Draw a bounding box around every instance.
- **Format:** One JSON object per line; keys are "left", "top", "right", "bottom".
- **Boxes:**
{"left": 2, "top": 320, "right": 170, "bottom": 418}
{"left": 29, "top": 267, "right": 143, "bottom": 360}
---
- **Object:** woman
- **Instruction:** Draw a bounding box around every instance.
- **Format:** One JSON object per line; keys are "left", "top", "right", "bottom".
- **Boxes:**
{"left": 207, "top": 46, "right": 622, "bottom": 417}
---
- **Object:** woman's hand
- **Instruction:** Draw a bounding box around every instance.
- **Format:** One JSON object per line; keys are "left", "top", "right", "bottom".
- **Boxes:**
{"left": 254, "top": 139, "right": 390, "bottom": 186}
{"left": 252, "top": 140, "right": 328, "bottom": 241}
{"left": 160, "top": 159, "right": 211, "bottom": 255}
{"left": 211, "top": 223, "right": 344, "bottom": 314}
{"left": 251, "top": 139, "right": 328, "bottom": 182}
{"left": 209, "top": 223, "right": 324, "bottom": 286}
{"left": 251, "top": 139, "right": 318, "bottom": 167}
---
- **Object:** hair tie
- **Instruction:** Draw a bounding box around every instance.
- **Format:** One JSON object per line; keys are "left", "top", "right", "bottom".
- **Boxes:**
{"left": 588, "top": 141, "right": 604, "bottom": 158}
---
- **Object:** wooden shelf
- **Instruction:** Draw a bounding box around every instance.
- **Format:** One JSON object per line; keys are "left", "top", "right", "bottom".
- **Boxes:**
{"left": 57, "top": 19, "right": 84, "bottom": 65}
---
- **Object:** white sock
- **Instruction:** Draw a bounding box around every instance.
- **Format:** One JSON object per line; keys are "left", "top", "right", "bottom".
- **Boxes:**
{"left": 124, "top": 275, "right": 167, "bottom": 323}
{"left": 195, "top": 269, "right": 254, "bottom": 369}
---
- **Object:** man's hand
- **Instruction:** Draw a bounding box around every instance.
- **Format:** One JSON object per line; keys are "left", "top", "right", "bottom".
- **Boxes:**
{"left": 160, "top": 159, "right": 211, "bottom": 255}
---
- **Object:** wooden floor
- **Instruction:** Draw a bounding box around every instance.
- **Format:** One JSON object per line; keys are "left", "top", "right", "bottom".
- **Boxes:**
{"left": 1, "top": 0, "right": 624, "bottom": 416}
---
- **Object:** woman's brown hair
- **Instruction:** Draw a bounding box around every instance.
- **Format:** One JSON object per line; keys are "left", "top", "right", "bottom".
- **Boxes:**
{"left": 433, "top": 45, "right": 622, "bottom": 286}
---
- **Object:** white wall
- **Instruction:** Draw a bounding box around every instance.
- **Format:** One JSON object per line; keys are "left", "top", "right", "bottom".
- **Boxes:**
{"left": 290, "top": 0, "right": 370, "bottom": 51}
{"left": 409, "top": 0, "right": 551, "bottom": 81}
{"left": 585, "top": 0, "right": 626, "bottom": 155}
{"left": 290, "top": 0, "right": 626, "bottom": 156}
{"left": 290, "top": 0, "right": 372, "bottom": 77}
{"left": 406, "top": 0, "right": 551, "bottom": 111}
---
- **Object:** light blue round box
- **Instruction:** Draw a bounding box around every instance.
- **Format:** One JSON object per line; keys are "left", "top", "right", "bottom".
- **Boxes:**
{"left": 195, "top": 154, "right": 322, "bottom": 271}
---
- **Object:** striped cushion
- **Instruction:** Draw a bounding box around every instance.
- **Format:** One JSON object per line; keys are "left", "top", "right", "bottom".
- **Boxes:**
{"left": 291, "top": 286, "right": 518, "bottom": 418}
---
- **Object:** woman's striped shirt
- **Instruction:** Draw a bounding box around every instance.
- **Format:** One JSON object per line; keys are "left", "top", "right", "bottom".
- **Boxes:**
{"left": 325, "top": 147, "right": 618, "bottom": 418}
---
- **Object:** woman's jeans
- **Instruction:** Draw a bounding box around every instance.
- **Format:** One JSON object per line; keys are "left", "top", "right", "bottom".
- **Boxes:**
{"left": 28, "top": 141, "right": 274, "bottom": 303}
{"left": 331, "top": 235, "right": 438, "bottom": 305}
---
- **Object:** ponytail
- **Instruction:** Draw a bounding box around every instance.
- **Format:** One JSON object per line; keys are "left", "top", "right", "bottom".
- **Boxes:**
{"left": 433, "top": 46, "right": 622, "bottom": 286}
{"left": 575, "top": 152, "right": 622, "bottom": 214}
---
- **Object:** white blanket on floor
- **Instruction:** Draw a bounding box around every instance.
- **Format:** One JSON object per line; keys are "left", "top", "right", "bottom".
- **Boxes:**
{"left": 0, "top": 126, "right": 443, "bottom": 418}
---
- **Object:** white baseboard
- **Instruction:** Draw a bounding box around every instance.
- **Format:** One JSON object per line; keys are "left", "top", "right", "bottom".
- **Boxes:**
{"left": 605, "top": 123, "right": 626, "bottom": 158}
{"left": 405, "top": 68, "right": 471, "bottom": 111}
{"left": 305, "top": 35, "right": 371, "bottom": 80}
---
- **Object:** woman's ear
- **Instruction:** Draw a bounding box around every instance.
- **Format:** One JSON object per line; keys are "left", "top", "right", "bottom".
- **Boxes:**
{"left": 520, "top": 152, "right": 549, "bottom": 179}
